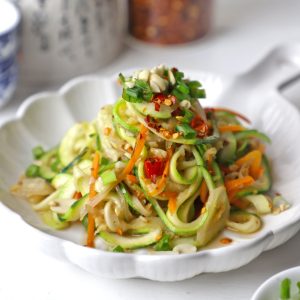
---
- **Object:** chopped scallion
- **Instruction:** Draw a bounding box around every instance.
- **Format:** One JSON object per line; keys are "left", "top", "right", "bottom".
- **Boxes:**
{"left": 50, "top": 158, "right": 61, "bottom": 172}
{"left": 181, "top": 109, "right": 194, "bottom": 123}
{"left": 187, "top": 80, "right": 202, "bottom": 89}
{"left": 101, "top": 169, "right": 117, "bottom": 185}
{"left": 176, "top": 81, "right": 190, "bottom": 94}
{"left": 154, "top": 234, "right": 171, "bottom": 251}
{"left": 32, "top": 146, "right": 45, "bottom": 159}
{"left": 176, "top": 124, "right": 197, "bottom": 139}
{"left": 113, "top": 245, "right": 125, "bottom": 252}
{"left": 118, "top": 73, "right": 125, "bottom": 84}
{"left": 280, "top": 278, "right": 291, "bottom": 300}
{"left": 25, "top": 164, "right": 40, "bottom": 178}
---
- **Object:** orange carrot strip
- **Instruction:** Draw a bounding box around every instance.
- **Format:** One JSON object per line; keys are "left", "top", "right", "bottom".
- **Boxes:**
{"left": 119, "top": 125, "right": 148, "bottom": 180}
{"left": 87, "top": 151, "right": 100, "bottom": 248}
{"left": 149, "top": 147, "right": 173, "bottom": 197}
{"left": 204, "top": 107, "right": 251, "bottom": 124}
{"left": 168, "top": 194, "right": 177, "bottom": 214}
{"left": 225, "top": 176, "right": 255, "bottom": 192}
{"left": 236, "top": 150, "right": 262, "bottom": 179}
{"left": 87, "top": 214, "right": 95, "bottom": 248}
{"left": 73, "top": 191, "right": 82, "bottom": 200}
{"left": 89, "top": 127, "right": 148, "bottom": 209}
{"left": 160, "top": 191, "right": 177, "bottom": 201}
{"left": 126, "top": 174, "right": 138, "bottom": 184}
{"left": 199, "top": 180, "right": 208, "bottom": 204}
{"left": 218, "top": 125, "right": 245, "bottom": 133}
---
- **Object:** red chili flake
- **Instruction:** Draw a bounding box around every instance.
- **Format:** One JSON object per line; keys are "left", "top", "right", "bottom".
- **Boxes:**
{"left": 190, "top": 115, "right": 209, "bottom": 137}
{"left": 171, "top": 67, "right": 178, "bottom": 73}
{"left": 144, "top": 157, "right": 165, "bottom": 183}
{"left": 152, "top": 93, "right": 176, "bottom": 112}
{"left": 145, "top": 115, "right": 162, "bottom": 131}
{"left": 171, "top": 107, "right": 182, "bottom": 117}
{"left": 145, "top": 115, "right": 151, "bottom": 123}
{"left": 153, "top": 93, "right": 165, "bottom": 103}
{"left": 154, "top": 102, "right": 160, "bottom": 112}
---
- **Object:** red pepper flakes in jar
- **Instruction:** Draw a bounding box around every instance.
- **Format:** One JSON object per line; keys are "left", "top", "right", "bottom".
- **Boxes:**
{"left": 129, "top": 0, "right": 213, "bottom": 45}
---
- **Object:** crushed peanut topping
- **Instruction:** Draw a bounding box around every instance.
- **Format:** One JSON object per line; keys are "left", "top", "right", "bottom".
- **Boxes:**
{"left": 104, "top": 127, "right": 111, "bottom": 136}
{"left": 172, "top": 132, "right": 180, "bottom": 139}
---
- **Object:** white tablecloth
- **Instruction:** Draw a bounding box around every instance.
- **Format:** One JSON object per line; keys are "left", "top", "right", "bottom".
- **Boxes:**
{"left": 1, "top": 0, "right": 300, "bottom": 299}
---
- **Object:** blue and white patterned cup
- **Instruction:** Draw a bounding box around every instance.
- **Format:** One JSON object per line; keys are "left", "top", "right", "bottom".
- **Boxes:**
{"left": 0, "top": 0, "right": 20, "bottom": 108}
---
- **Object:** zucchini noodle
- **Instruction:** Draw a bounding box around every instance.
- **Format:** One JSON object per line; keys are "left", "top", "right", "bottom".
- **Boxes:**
{"left": 11, "top": 65, "right": 283, "bottom": 253}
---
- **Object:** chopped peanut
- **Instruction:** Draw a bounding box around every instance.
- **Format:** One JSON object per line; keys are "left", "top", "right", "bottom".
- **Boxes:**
{"left": 164, "top": 98, "right": 172, "bottom": 106}
{"left": 172, "top": 132, "right": 180, "bottom": 139}
{"left": 104, "top": 127, "right": 111, "bottom": 136}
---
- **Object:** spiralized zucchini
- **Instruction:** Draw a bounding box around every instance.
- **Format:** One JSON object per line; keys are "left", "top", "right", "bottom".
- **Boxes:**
{"left": 12, "top": 65, "right": 280, "bottom": 253}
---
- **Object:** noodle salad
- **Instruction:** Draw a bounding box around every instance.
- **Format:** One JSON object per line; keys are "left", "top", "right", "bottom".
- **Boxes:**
{"left": 11, "top": 66, "right": 289, "bottom": 253}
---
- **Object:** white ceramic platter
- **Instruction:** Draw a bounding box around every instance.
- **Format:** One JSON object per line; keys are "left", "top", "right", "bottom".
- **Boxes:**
{"left": 251, "top": 266, "right": 300, "bottom": 300}
{"left": 1, "top": 44, "right": 300, "bottom": 281}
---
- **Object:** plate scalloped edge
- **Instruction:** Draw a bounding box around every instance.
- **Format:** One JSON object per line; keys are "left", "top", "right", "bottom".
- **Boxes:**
{"left": 1, "top": 73, "right": 300, "bottom": 281}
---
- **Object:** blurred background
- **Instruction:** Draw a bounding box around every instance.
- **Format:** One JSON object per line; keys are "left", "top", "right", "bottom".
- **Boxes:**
{"left": 0, "top": 0, "right": 300, "bottom": 121}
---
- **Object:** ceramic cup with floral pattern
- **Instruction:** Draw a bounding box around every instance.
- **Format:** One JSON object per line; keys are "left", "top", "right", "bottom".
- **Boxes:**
{"left": 11, "top": 0, "right": 127, "bottom": 86}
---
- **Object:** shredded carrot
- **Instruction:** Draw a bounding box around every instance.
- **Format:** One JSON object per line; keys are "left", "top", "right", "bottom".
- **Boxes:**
{"left": 149, "top": 146, "right": 173, "bottom": 196}
{"left": 220, "top": 237, "right": 233, "bottom": 245}
{"left": 225, "top": 176, "right": 255, "bottom": 192}
{"left": 218, "top": 125, "right": 245, "bottom": 133}
{"left": 168, "top": 194, "right": 177, "bottom": 214}
{"left": 204, "top": 107, "right": 251, "bottom": 124}
{"left": 126, "top": 174, "right": 138, "bottom": 184}
{"left": 119, "top": 125, "right": 148, "bottom": 180}
{"left": 160, "top": 191, "right": 177, "bottom": 198}
{"left": 236, "top": 150, "right": 262, "bottom": 179}
{"left": 199, "top": 180, "right": 208, "bottom": 203}
{"left": 73, "top": 191, "right": 82, "bottom": 200}
{"left": 87, "top": 151, "right": 100, "bottom": 248}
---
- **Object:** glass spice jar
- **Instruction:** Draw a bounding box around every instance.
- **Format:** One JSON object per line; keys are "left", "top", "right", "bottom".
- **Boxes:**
{"left": 129, "top": 0, "right": 213, "bottom": 45}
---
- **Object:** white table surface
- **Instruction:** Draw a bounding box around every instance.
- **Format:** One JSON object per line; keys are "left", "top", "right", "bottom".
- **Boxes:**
{"left": 1, "top": 0, "right": 300, "bottom": 299}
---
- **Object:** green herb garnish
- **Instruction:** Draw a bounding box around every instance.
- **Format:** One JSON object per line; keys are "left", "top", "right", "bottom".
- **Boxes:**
{"left": 281, "top": 278, "right": 291, "bottom": 299}
{"left": 25, "top": 164, "right": 40, "bottom": 177}
{"left": 172, "top": 69, "right": 205, "bottom": 102}
{"left": 122, "top": 79, "right": 153, "bottom": 103}
{"left": 32, "top": 146, "right": 45, "bottom": 159}
{"left": 181, "top": 109, "right": 194, "bottom": 123}
{"left": 113, "top": 245, "right": 125, "bottom": 252}
{"left": 50, "top": 158, "right": 61, "bottom": 172}
{"left": 101, "top": 169, "right": 117, "bottom": 185}
{"left": 176, "top": 124, "right": 197, "bottom": 139}
{"left": 154, "top": 234, "right": 171, "bottom": 251}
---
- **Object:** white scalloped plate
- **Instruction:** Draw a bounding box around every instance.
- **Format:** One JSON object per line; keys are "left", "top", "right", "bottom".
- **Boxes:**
{"left": 1, "top": 62, "right": 300, "bottom": 281}
{"left": 251, "top": 266, "right": 300, "bottom": 300}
